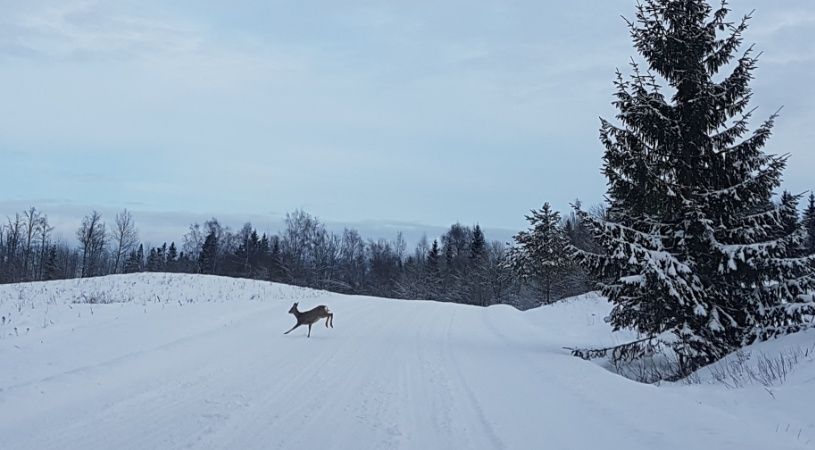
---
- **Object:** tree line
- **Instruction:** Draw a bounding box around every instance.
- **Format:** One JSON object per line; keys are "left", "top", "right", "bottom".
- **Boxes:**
{"left": 4, "top": 190, "right": 812, "bottom": 317}
{"left": 0, "top": 206, "right": 603, "bottom": 310}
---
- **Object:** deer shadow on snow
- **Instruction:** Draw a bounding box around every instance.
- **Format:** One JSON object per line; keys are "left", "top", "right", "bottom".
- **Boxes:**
{"left": 284, "top": 302, "right": 334, "bottom": 338}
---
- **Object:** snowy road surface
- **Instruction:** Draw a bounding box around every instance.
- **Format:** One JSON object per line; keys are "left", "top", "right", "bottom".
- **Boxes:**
{"left": 0, "top": 274, "right": 812, "bottom": 449}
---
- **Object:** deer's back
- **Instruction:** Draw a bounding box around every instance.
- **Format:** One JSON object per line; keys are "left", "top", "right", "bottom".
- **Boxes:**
{"left": 298, "top": 305, "right": 330, "bottom": 323}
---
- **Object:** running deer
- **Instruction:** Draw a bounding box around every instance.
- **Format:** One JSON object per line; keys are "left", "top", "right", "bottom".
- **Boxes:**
{"left": 284, "top": 302, "right": 334, "bottom": 337}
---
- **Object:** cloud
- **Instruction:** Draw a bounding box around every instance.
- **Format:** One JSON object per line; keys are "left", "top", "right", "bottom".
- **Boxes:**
{"left": 0, "top": 0, "right": 305, "bottom": 86}
{"left": 0, "top": 1, "right": 200, "bottom": 60}
{"left": 751, "top": 10, "right": 815, "bottom": 37}
{"left": 0, "top": 0, "right": 812, "bottom": 233}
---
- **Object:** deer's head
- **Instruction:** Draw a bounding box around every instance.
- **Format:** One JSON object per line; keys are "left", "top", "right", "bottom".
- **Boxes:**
{"left": 288, "top": 302, "right": 299, "bottom": 315}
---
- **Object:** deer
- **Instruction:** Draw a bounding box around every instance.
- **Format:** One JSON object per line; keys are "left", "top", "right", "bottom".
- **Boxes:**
{"left": 284, "top": 302, "right": 334, "bottom": 338}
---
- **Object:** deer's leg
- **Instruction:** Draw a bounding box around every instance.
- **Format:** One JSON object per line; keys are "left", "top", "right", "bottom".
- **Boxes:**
{"left": 284, "top": 323, "right": 301, "bottom": 335}
{"left": 307, "top": 323, "right": 312, "bottom": 338}
{"left": 329, "top": 313, "right": 334, "bottom": 328}
{"left": 325, "top": 316, "right": 330, "bottom": 327}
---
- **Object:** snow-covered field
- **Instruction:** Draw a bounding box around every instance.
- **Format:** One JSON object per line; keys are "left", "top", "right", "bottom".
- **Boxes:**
{"left": 1, "top": 274, "right": 813, "bottom": 449}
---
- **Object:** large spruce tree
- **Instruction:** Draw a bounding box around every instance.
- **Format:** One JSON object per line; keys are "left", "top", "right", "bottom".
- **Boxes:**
{"left": 575, "top": 0, "right": 815, "bottom": 370}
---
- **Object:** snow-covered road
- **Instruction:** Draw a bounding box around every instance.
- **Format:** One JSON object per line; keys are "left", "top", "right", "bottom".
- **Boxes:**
{"left": 0, "top": 274, "right": 812, "bottom": 449}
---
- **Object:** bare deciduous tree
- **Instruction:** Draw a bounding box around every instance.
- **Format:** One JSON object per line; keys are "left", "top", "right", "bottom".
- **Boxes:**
{"left": 22, "top": 207, "right": 41, "bottom": 281}
{"left": 2, "top": 214, "right": 23, "bottom": 282}
{"left": 36, "top": 215, "right": 54, "bottom": 280}
{"left": 77, "top": 211, "right": 107, "bottom": 278}
{"left": 111, "top": 209, "right": 138, "bottom": 274}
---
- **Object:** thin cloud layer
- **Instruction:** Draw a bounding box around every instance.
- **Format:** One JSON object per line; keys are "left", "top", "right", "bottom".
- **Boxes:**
{"left": 1, "top": 0, "right": 813, "bottom": 241}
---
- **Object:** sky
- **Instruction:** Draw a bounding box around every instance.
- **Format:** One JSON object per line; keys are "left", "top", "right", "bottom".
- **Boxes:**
{"left": 1, "top": 0, "right": 814, "bottom": 245}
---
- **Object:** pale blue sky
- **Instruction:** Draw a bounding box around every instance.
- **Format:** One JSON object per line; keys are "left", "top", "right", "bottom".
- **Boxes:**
{"left": 1, "top": 0, "right": 813, "bottom": 244}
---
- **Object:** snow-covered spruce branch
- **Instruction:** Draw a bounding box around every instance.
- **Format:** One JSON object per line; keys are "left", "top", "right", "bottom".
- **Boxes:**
{"left": 566, "top": 335, "right": 667, "bottom": 362}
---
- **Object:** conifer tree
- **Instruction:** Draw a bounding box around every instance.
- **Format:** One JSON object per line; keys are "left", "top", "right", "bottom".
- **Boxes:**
{"left": 167, "top": 242, "right": 178, "bottom": 260}
{"left": 575, "top": 0, "right": 815, "bottom": 370}
{"left": 43, "top": 246, "right": 59, "bottom": 280}
{"left": 247, "top": 230, "right": 261, "bottom": 275}
{"left": 123, "top": 244, "right": 145, "bottom": 273}
{"left": 507, "top": 203, "right": 571, "bottom": 305}
{"left": 470, "top": 225, "right": 486, "bottom": 262}
{"left": 198, "top": 231, "right": 218, "bottom": 274}
{"left": 467, "top": 225, "right": 489, "bottom": 305}
{"left": 146, "top": 248, "right": 159, "bottom": 272}
{"left": 779, "top": 191, "right": 800, "bottom": 238}
{"left": 802, "top": 193, "right": 815, "bottom": 254}
{"left": 159, "top": 243, "right": 167, "bottom": 269}
{"left": 166, "top": 242, "right": 178, "bottom": 272}
{"left": 268, "top": 237, "right": 283, "bottom": 281}
{"left": 426, "top": 240, "right": 442, "bottom": 299}
{"left": 124, "top": 250, "right": 138, "bottom": 273}
{"left": 136, "top": 244, "right": 144, "bottom": 271}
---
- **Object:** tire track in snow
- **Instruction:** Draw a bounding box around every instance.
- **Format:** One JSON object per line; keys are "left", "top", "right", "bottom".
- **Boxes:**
{"left": 441, "top": 309, "right": 506, "bottom": 450}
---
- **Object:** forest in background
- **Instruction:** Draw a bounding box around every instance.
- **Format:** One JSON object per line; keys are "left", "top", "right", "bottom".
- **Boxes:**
{"left": 0, "top": 203, "right": 602, "bottom": 310}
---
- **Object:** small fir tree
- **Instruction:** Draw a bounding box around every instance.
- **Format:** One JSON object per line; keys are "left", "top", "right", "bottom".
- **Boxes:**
{"left": 507, "top": 203, "right": 571, "bottom": 305}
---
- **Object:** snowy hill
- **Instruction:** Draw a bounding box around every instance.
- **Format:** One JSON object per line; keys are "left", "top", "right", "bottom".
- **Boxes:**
{"left": 1, "top": 274, "right": 813, "bottom": 450}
